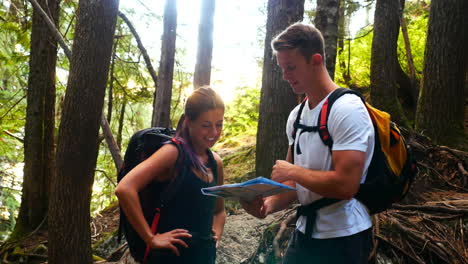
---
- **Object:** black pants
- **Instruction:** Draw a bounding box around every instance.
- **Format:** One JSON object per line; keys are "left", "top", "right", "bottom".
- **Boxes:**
{"left": 283, "top": 228, "right": 373, "bottom": 264}
{"left": 146, "top": 236, "right": 217, "bottom": 264}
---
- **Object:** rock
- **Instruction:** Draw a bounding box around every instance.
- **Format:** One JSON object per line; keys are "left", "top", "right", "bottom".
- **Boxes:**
{"left": 216, "top": 209, "right": 282, "bottom": 264}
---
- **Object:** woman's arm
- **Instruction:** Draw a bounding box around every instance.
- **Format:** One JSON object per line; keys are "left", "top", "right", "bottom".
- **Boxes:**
{"left": 115, "top": 144, "right": 191, "bottom": 254}
{"left": 211, "top": 153, "right": 226, "bottom": 247}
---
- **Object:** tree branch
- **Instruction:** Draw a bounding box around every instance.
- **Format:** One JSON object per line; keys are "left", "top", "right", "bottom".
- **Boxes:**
{"left": 100, "top": 115, "right": 123, "bottom": 172}
{"left": 27, "top": 0, "right": 72, "bottom": 59}
{"left": 118, "top": 11, "right": 158, "bottom": 87}
{"left": 3, "top": 130, "right": 24, "bottom": 143}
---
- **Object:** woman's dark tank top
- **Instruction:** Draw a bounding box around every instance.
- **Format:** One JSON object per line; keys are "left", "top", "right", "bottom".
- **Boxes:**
{"left": 157, "top": 149, "right": 218, "bottom": 239}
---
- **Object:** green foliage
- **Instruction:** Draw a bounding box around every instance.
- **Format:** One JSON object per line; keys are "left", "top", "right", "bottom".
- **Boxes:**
{"left": 335, "top": 0, "right": 429, "bottom": 90}
{"left": 222, "top": 85, "right": 260, "bottom": 139}
{"left": 0, "top": 163, "right": 22, "bottom": 241}
{"left": 335, "top": 25, "right": 374, "bottom": 89}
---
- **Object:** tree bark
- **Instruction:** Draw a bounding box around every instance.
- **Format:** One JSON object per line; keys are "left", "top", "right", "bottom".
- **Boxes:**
{"left": 415, "top": 0, "right": 467, "bottom": 147}
{"left": 256, "top": 0, "right": 304, "bottom": 179}
{"left": 314, "top": 0, "right": 340, "bottom": 80}
{"left": 370, "top": 0, "right": 408, "bottom": 126}
{"left": 14, "top": 0, "right": 59, "bottom": 237}
{"left": 193, "top": 0, "right": 215, "bottom": 88}
{"left": 48, "top": 0, "right": 119, "bottom": 262}
{"left": 152, "top": 0, "right": 177, "bottom": 128}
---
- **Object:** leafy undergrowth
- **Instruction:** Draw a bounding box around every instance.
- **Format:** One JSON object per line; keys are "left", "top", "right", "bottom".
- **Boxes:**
{"left": 215, "top": 134, "right": 257, "bottom": 215}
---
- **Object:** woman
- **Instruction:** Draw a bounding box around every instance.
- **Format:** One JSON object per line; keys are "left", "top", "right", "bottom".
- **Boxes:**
{"left": 115, "top": 86, "right": 226, "bottom": 263}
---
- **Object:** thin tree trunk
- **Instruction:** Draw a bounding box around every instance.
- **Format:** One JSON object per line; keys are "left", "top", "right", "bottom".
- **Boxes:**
{"left": 102, "top": 114, "right": 123, "bottom": 171}
{"left": 107, "top": 38, "right": 118, "bottom": 123}
{"left": 193, "top": 0, "right": 215, "bottom": 88}
{"left": 117, "top": 97, "right": 127, "bottom": 150}
{"left": 337, "top": 0, "right": 350, "bottom": 85}
{"left": 14, "top": 0, "right": 59, "bottom": 237}
{"left": 152, "top": 0, "right": 177, "bottom": 128}
{"left": 256, "top": 0, "right": 304, "bottom": 179}
{"left": 415, "top": 0, "right": 467, "bottom": 147}
{"left": 400, "top": 11, "right": 418, "bottom": 101}
{"left": 314, "top": 0, "right": 340, "bottom": 80}
{"left": 48, "top": 0, "right": 119, "bottom": 262}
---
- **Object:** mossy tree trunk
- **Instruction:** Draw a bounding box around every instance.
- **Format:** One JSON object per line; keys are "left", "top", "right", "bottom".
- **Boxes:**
{"left": 152, "top": 0, "right": 177, "bottom": 128}
{"left": 193, "top": 0, "right": 215, "bottom": 89}
{"left": 415, "top": 0, "right": 467, "bottom": 147}
{"left": 13, "top": 0, "right": 59, "bottom": 238}
{"left": 48, "top": 0, "right": 119, "bottom": 262}
{"left": 314, "top": 0, "right": 340, "bottom": 80}
{"left": 256, "top": 0, "right": 304, "bottom": 179}
{"left": 370, "top": 0, "right": 408, "bottom": 126}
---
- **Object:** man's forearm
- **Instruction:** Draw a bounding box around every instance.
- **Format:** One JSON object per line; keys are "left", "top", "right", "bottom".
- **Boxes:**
{"left": 265, "top": 180, "right": 297, "bottom": 214}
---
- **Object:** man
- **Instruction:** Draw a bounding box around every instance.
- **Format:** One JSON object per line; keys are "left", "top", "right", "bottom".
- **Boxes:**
{"left": 241, "top": 22, "right": 375, "bottom": 263}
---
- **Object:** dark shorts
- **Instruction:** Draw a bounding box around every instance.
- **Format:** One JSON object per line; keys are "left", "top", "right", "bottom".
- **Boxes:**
{"left": 283, "top": 228, "right": 373, "bottom": 264}
{"left": 146, "top": 235, "right": 217, "bottom": 264}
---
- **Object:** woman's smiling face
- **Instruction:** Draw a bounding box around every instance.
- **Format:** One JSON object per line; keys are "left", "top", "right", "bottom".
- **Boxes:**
{"left": 187, "top": 108, "right": 224, "bottom": 152}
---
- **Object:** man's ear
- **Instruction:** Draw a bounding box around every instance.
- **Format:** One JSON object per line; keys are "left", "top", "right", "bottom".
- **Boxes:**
{"left": 311, "top": 53, "right": 323, "bottom": 65}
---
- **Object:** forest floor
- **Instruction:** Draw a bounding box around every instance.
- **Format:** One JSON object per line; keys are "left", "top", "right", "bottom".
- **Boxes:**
{"left": 0, "top": 130, "right": 467, "bottom": 263}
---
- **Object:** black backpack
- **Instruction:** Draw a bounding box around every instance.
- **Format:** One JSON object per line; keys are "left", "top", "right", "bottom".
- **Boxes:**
{"left": 293, "top": 88, "right": 417, "bottom": 236}
{"left": 117, "top": 127, "right": 187, "bottom": 263}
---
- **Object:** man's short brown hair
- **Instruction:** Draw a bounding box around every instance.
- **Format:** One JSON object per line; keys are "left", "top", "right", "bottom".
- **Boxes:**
{"left": 271, "top": 22, "right": 325, "bottom": 63}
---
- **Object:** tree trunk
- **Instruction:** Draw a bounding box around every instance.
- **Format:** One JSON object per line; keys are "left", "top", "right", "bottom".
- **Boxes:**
{"left": 193, "top": 0, "right": 215, "bottom": 89}
{"left": 152, "top": 0, "right": 177, "bottom": 128}
{"left": 107, "top": 38, "right": 117, "bottom": 123}
{"left": 13, "top": 0, "right": 59, "bottom": 237}
{"left": 314, "top": 0, "right": 340, "bottom": 80}
{"left": 399, "top": 8, "right": 418, "bottom": 104}
{"left": 256, "top": 0, "right": 304, "bottom": 179}
{"left": 337, "top": 0, "right": 351, "bottom": 85}
{"left": 48, "top": 0, "right": 119, "bottom": 263}
{"left": 370, "top": 0, "right": 408, "bottom": 126}
{"left": 415, "top": 0, "right": 467, "bottom": 147}
{"left": 117, "top": 97, "right": 126, "bottom": 150}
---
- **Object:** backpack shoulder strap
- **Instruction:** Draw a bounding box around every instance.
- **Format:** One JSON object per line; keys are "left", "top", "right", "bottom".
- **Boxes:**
{"left": 159, "top": 138, "right": 187, "bottom": 206}
{"left": 292, "top": 98, "right": 308, "bottom": 141}
{"left": 291, "top": 98, "right": 308, "bottom": 164}
{"left": 317, "top": 88, "right": 363, "bottom": 150}
{"left": 206, "top": 149, "right": 218, "bottom": 183}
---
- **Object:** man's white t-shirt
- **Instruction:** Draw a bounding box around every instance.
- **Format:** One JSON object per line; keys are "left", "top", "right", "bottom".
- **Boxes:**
{"left": 286, "top": 91, "right": 374, "bottom": 239}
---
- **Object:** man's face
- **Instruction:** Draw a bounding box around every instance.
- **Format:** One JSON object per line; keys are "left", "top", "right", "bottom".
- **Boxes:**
{"left": 276, "top": 48, "right": 313, "bottom": 95}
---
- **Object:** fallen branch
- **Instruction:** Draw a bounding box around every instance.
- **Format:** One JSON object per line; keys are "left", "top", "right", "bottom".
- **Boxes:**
{"left": 375, "top": 234, "right": 425, "bottom": 264}
{"left": 273, "top": 211, "right": 295, "bottom": 258}
{"left": 391, "top": 204, "right": 468, "bottom": 215}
